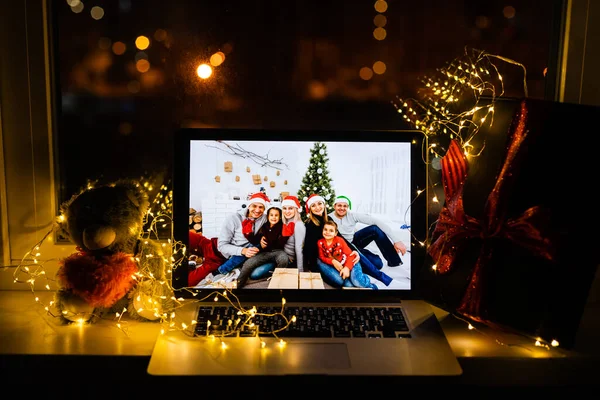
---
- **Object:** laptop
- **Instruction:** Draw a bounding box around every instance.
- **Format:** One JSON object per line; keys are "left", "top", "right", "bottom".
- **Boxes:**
{"left": 147, "top": 128, "right": 462, "bottom": 376}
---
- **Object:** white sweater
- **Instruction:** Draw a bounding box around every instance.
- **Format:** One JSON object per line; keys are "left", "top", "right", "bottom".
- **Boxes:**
{"left": 328, "top": 211, "right": 400, "bottom": 244}
{"left": 283, "top": 222, "right": 306, "bottom": 272}
{"left": 217, "top": 208, "right": 267, "bottom": 258}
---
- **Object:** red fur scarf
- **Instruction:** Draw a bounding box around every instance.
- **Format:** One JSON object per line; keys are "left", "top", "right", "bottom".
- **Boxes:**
{"left": 57, "top": 252, "right": 138, "bottom": 308}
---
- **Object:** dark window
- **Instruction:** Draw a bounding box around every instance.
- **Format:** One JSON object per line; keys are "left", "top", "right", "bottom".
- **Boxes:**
{"left": 51, "top": 0, "right": 563, "bottom": 202}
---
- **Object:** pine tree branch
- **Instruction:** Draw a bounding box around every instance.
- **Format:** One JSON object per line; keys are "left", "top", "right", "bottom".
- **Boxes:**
{"left": 206, "top": 141, "right": 289, "bottom": 170}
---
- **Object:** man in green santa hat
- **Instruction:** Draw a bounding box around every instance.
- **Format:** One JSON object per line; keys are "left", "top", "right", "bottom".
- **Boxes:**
{"left": 328, "top": 195, "right": 407, "bottom": 277}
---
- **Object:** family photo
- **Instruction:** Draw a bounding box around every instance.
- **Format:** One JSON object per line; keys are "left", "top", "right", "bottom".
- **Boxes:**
{"left": 186, "top": 139, "right": 414, "bottom": 290}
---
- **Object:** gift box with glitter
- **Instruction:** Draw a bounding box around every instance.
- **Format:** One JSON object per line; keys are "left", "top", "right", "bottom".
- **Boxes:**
{"left": 420, "top": 98, "right": 600, "bottom": 349}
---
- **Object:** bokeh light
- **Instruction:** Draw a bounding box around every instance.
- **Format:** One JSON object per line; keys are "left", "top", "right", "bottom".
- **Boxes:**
{"left": 374, "top": 0, "right": 388, "bottom": 13}
{"left": 196, "top": 64, "right": 213, "bottom": 79}
{"left": 70, "top": 1, "right": 84, "bottom": 13}
{"left": 135, "top": 36, "right": 150, "bottom": 51}
{"left": 90, "top": 6, "right": 104, "bottom": 20}
{"left": 308, "top": 80, "right": 327, "bottom": 99}
{"left": 112, "top": 41, "right": 126, "bottom": 55}
{"left": 359, "top": 67, "right": 373, "bottom": 80}
{"left": 503, "top": 6, "right": 516, "bottom": 19}
{"left": 136, "top": 59, "right": 150, "bottom": 73}
{"left": 374, "top": 14, "right": 387, "bottom": 27}
{"left": 373, "top": 27, "right": 387, "bottom": 40}
{"left": 373, "top": 61, "right": 386, "bottom": 75}
{"left": 210, "top": 52, "right": 225, "bottom": 67}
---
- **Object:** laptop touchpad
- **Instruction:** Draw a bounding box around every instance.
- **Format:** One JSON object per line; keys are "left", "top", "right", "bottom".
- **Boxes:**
{"left": 262, "top": 343, "right": 351, "bottom": 372}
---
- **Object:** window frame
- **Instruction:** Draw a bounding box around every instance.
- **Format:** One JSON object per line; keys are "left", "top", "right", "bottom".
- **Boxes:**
{"left": 0, "top": 0, "right": 72, "bottom": 290}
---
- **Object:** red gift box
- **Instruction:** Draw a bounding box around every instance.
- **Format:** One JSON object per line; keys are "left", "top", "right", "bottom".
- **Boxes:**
{"left": 421, "top": 98, "right": 600, "bottom": 349}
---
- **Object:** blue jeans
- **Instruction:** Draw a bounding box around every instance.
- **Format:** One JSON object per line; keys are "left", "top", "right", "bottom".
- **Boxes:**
{"left": 237, "top": 250, "right": 289, "bottom": 287}
{"left": 316, "top": 258, "right": 377, "bottom": 289}
{"left": 345, "top": 242, "right": 392, "bottom": 286}
{"left": 249, "top": 262, "right": 276, "bottom": 279}
{"left": 217, "top": 244, "right": 257, "bottom": 275}
{"left": 250, "top": 258, "right": 297, "bottom": 279}
{"left": 217, "top": 255, "right": 245, "bottom": 274}
{"left": 353, "top": 225, "right": 402, "bottom": 267}
{"left": 359, "top": 247, "right": 384, "bottom": 270}
{"left": 219, "top": 256, "right": 276, "bottom": 280}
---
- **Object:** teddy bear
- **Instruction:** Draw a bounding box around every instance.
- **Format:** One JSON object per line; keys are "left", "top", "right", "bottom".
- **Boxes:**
{"left": 54, "top": 179, "right": 173, "bottom": 323}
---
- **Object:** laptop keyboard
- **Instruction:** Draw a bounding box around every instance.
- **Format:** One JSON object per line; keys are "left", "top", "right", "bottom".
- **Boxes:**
{"left": 194, "top": 306, "right": 410, "bottom": 338}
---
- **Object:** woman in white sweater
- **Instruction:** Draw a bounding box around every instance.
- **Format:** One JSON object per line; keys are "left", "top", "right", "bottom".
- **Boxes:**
{"left": 280, "top": 195, "right": 306, "bottom": 272}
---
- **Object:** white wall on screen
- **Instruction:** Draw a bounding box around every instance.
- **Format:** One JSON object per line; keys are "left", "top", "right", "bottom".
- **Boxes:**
{"left": 189, "top": 140, "right": 412, "bottom": 228}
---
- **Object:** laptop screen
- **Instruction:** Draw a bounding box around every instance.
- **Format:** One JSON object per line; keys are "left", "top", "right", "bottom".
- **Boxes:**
{"left": 172, "top": 129, "right": 427, "bottom": 303}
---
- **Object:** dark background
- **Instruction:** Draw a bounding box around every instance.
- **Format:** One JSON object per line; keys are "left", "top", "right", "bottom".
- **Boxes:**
{"left": 51, "top": 0, "right": 563, "bottom": 203}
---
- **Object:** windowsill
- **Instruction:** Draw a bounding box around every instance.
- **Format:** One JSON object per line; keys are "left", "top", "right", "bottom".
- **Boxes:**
{"left": 0, "top": 290, "right": 597, "bottom": 387}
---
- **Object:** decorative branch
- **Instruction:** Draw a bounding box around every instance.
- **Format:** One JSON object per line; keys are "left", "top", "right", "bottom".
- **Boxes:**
{"left": 206, "top": 141, "right": 289, "bottom": 170}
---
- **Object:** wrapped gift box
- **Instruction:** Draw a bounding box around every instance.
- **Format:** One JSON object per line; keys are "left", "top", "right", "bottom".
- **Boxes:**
{"left": 268, "top": 268, "right": 299, "bottom": 289}
{"left": 299, "top": 272, "right": 325, "bottom": 289}
{"left": 420, "top": 98, "right": 600, "bottom": 349}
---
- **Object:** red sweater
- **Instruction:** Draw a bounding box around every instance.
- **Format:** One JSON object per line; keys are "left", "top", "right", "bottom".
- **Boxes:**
{"left": 317, "top": 236, "right": 354, "bottom": 271}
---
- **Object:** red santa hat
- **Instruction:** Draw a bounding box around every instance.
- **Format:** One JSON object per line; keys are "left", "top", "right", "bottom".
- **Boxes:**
{"left": 305, "top": 194, "right": 325, "bottom": 214}
{"left": 281, "top": 195, "right": 302, "bottom": 213}
{"left": 248, "top": 192, "right": 270, "bottom": 208}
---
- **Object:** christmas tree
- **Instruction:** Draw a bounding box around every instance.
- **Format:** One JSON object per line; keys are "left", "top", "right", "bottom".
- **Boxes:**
{"left": 297, "top": 142, "right": 336, "bottom": 214}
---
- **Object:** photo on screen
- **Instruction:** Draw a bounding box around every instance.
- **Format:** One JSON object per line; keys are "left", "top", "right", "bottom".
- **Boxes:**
{"left": 187, "top": 138, "right": 415, "bottom": 291}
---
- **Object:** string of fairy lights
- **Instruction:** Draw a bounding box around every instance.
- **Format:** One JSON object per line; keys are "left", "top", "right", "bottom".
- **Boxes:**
{"left": 393, "top": 47, "right": 528, "bottom": 158}
{"left": 11, "top": 177, "right": 297, "bottom": 346}
{"left": 11, "top": 175, "right": 559, "bottom": 352}
{"left": 395, "top": 47, "right": 527, "bottom": 235}
{"left": 393, "top": 48, "right": 519, "bottom": 252}
{"left": 12, "top": 176, "right": 559, "bottom": 351}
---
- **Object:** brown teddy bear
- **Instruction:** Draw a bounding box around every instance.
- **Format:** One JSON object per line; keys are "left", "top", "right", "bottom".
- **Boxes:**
{"left": 54, "top": 179, "right": 172, "bottom": 323}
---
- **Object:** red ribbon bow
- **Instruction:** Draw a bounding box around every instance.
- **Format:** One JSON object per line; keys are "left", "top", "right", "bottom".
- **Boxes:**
{"left": 427, "top": 102, "right": 555, "bottom": 321}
